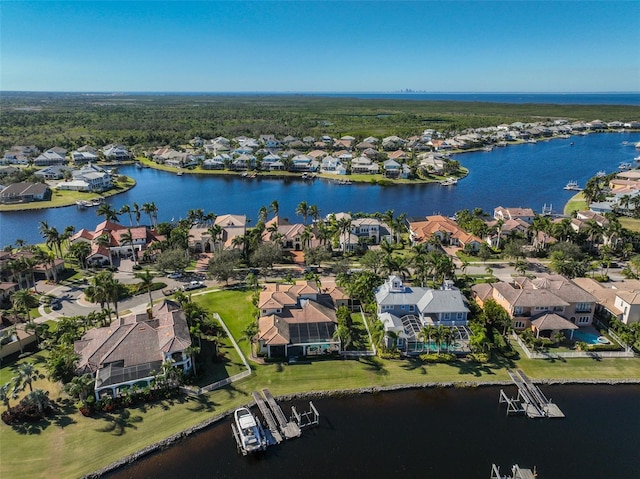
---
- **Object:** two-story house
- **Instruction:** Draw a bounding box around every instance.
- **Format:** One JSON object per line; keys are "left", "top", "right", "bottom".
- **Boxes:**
{"left": 375, "top": 276, "right": 470, "bottom": 352}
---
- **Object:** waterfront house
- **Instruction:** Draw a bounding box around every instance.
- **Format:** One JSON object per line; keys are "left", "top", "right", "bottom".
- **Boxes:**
{"left": 257, "top": 280, "right": 347, "bottom": 358}
{"left": 493, "top": 206, "right": 535, "bottom": 224}
{"left": 375, "top": 276, "right": 470, "bottom": 352}
{"left": 56, "top": 163, "right": 112, "bottom": 192}
{"left": 262, "top": 216, "right": 310, "bottom": 251}
{"left": 472, "top": 274, "right": 597, "bottom": 331}
{"left": 34, "top": 149, "right": 67, "bottom": 166}
{"left": 0, "top": 182, "right": 51, "bottom": 204}
{"left": 382, "top": 159, "right": 402, "bottom": 178}
{"left": 351, "top": 156, "right": 380, "bottom": 175}
{"left": 320, "top": 156, "right": 346, "bottom": 175}
{"left": 572, "top": 278, "right": 640, "bottom": 325}
{"left": 409, "top": 215, "right": 483, "bottom": 252}
{"left": 291, "top": 154, "right": 313, "bottom": 171}
{"left": 188, "top": 214, "right": 247, "bottom": 252}
{"left": 71, "top": 146, "right": 99, "bottom": 164}
{"left": 71, "top": 220, "right": 164, "bottom": 265}
{"left": 34, "top": 165, "right": 72, "bottom": 180}
{"left": 102, "top": 144, "right": 131, "bottom": 162}
{"left": 74, "top": 300, "right": 192, "bottom": 400}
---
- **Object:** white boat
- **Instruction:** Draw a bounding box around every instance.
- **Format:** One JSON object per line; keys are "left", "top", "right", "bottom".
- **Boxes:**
{"left": 595, "top": 170, "right": 606, "bottom": 177}
{"left": 618, "top": 163, "right": 632, "bottom": 171}
{"left": 634, "top": 156, "right": 640, "bottom": 162}
{"left": 635, "top": 142, "right": 640, "bottom": 149}
{"left": 233, "top": 407, "right": 266, "bottom": 455}
{"left": 176, "top": 171, "right": 184, "bottom": 176}
{"left": 563, "top": 180, "right": 581, "bottom": 191}
{"left": 440, "top": 177, "right": 458, "bottom": 186}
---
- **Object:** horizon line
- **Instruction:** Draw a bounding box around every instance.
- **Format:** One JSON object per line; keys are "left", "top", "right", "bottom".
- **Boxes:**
{"left": 2, "top": 90, "right": 640, "bottom": 95}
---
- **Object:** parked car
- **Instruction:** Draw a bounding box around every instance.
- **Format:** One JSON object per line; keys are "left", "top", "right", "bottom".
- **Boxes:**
{"left": 167, "top": 272, "right": 183, "bottom": 279}
{"left": 182, "top": 280, "right": 205, "bottom": 291}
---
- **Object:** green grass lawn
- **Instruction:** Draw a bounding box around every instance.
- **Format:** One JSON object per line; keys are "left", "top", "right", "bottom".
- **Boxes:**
{"left": 564, "top": 192, "right": 587, "bottom": 215}
{"left": 2, "top": 288, "right": 640, "bottom": 479}
{"left": 620, "top": 216, "right": 640, "bottom": 233}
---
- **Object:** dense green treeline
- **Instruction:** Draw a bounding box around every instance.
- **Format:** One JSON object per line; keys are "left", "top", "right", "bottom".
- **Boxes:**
{"left": 1, "top": 92, "right": 639, "bottom": 150}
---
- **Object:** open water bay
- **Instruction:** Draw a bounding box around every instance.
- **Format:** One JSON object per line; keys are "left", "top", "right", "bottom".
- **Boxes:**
{"left": 110, "top": 385, "right": 640, "bottom": 479}
{"left": 1, "top": 132, "right": 639, "bottom": 247}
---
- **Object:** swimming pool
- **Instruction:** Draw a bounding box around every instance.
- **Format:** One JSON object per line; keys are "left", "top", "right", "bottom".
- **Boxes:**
{"left": 571, "top": 329, "right": 608, "bottom": 345}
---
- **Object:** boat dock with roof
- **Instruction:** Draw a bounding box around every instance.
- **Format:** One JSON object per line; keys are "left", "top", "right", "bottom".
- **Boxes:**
{"left": 233, "top": 388, "right": 318, "bottom": 454}
{"left": 499, "top": 369, "right": 564, "bottom": 419}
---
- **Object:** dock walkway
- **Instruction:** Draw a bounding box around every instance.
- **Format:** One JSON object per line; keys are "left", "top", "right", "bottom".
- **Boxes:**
{"left": 252, "top": 391, "right": 283, "bottom": 443}
{"left": 500, "top": 369, "right": 564, "bottom": 419}
{"left": 262, "top": 388, "right": 302, "bottom": 439}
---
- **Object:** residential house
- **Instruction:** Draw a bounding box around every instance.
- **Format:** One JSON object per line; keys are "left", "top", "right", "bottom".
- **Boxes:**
{"left": 0, "top": 182, "right": 51, "bottom": 204}
{"left": 572, "top": 278, "right": 640, "bottom": 325}
{"left": 74, "top": 300, "right": 192, "bottom": 400}
{"left": 34, "top": 165, "right": 72, "bottom": 180}
{"left": 472, "top": 274, "right": 597, "bottom": 331}
{"left": 56, "top": 163, "right": 112, "bottom": 192}
{"left": 257, "top": 280, "right": 347, "bottom": 358}
{"left": 102, "top": 144, "right": 131, "bottom": 162}
{"left": 409, "top": 215, "right": 483, "bottom": 252}
{"left": 375, "top": 276, "right": 470, "bottom": 352}
{"left": 382, "top": 159, "right": 401, "bottom": 178}
{"left": 493, "top": 206, "right": 535, "bottom": 224}
{"left": 71, "top": 146, "right": 99, "bottom": 164}
{"left": 189, "top": 214, "right": 247, "bottom": 252}
{"left": 34, "top": 149, "right": 67, "bottom": 166}
{"left": 350, "top": 156, "right": 380, "bottom": 175}
{"left": 70, "top": 220, "right": 163, "bottom": 265}
{"left": 382, "top": 136, "right": 406, "bottom": 151}
{"left": 320, "top": 156, "right": 346, "bottom": 175}
{"left": 262, "top": 216, "right": 309, "bottom": 251}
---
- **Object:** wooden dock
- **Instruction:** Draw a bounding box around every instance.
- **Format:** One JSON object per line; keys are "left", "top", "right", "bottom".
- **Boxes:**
{"left": 261, "top": 388, "right": 301, "bottom": 439}
{"left": 500, "top": 369, "right": 564, "bottom": 419}
{"left": 491, "top": 464, "right": 538, "bottom": 479}
{"left": 252, "top": 391, "right": 283, "bottom": 443}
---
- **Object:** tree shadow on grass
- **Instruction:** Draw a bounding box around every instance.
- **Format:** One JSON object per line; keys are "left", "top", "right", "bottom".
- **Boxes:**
{"left": 187, "top": 394, "right": 220, "bottom": 413}
{"left": 453, "top": 360, "right": 497, "bottom": 378}
{"left": 10, "top": 417, "right": 52, "bottom": 435}
{"left": 51, "top": 398, "right": 77, "bottom": 429}
{"left": 359, "top": 356, "right": 389, "bottom": 376}
{"left": 401, "top": 358, "right": 427, "bottom": 375}
{"left": 95, "top": 409, "right": 143, "bottom": 436}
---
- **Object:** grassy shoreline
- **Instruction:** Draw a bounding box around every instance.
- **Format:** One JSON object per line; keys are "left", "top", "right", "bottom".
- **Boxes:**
{"left": 0, "top": 177, "right": 136, "bottom": 212}
{"left": 3, "top": 355, "right": 640, "bottom": 479}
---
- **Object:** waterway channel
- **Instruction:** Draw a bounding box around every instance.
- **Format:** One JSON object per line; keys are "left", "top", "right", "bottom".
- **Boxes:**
{"left": 1, "top": 132, "right": 639, "bottom": 247}
{"left": 109, "top": 384, "right": 640, "bottom": 479}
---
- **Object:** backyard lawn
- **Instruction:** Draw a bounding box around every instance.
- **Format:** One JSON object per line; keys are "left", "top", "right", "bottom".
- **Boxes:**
{"left": 2, "top": 288, "right": 640, "bottom": 479}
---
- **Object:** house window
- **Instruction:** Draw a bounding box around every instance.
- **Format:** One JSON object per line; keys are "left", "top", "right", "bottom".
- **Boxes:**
{"left": 535, "top": 306, "right": 550, "bottom": 311}
{"left": 575, "top": 302, "right": 591, "bottom": 312}
{"left": 409, "top": 305, "right": 415, "bottom": 312}
{"left": 514, "top": 306, "right": 523, "bottom": 315}
{"left": 443, "top": 312, "right": 451, "bottom": 320}
{"left": 262, "top": 309, "right": 266, "bottom": 314}
{"left": 383, "top": 305, "right": 392, "bottom": 311}
{"left": 401, "top": 305, "right": 405, "bottom": 310}
{"left": 457, "top": 312, "right": 464, "bottom": 320}
{"left": 578, "top": 316, "right": 591, "bottom": 324}
{"left": 514, "top": 321, "right": 526, "bottom": 329}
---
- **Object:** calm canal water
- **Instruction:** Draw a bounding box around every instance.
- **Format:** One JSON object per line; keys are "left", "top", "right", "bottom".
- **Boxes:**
{"left": 109, "top": 385, "right": 640, "bottom": 479}
{"left": 1, "top": 132, "right": 639, "bottom": 247}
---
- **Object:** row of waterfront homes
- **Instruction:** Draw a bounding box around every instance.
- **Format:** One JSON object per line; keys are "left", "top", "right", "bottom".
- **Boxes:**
{"left": 2, "top": 205, "right": 639, "bottom": 401}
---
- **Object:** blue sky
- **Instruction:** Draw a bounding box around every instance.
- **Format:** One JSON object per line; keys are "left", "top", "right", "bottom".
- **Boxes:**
{"left": 2, "top": 1, "right": 639, "bottom": 92}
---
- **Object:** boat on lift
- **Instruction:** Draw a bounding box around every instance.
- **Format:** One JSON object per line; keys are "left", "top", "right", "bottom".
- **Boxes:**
{"left": 232, "top": 407, "right": 267, "bottom": 455}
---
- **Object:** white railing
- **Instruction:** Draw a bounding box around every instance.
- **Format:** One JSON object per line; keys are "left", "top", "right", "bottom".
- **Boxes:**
{"left": 512, "top": 332, "right": 635, "bottom": 360}
{"left": 181, "top": 312, "right": 253, "bottom": 396}
{"left": 359, "top": 306, "right": 377, "bottom": 356}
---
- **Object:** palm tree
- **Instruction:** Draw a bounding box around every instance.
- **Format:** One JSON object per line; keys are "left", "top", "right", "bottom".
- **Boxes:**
{"left": 308, "top": 204, "right": 320, "bottom": 222}
{"left": 207, "top": 224, "right": 223, "bottom": 252}
{"left": 419, "top": 325, "right": 436, "bottom": 352}
{"left": 67, "top": 241, "right": 91, "bottom": 270}
{"left": 95, "top": 233, "right": 113, "bottom": 267}
{"left": 132, "top": 202, "right": 142, "bottom": 225}
{"left": 269, "top": 199, "right": 279, "bottom": 217}
{"left": 134, "top": 269, "right": 155, "bottom": 307}
{"left": 120, "top": 229, "right": 137, "bottom": 266}
{"left": 12, "top": 289, "right": 36, "bottom": 323}
{"left": 0, "top": 382, "right": 18, "bottom": 414}
{"left": 336, "top": 217, "right": 352, "bottom": 252}
{"left": 14, "top": 362, "right": 40, "bottom": 393}
{"left": 96, "top": 203, "right": 119, "bottom": 222}
{"left": 296, "top": 200, "right": 309, "bottom": 224}
{"left": 301, "top": 225, "right": 314, "bottom": 249}
{"left": 24, "top": 389, "right": 50, "bottom": 415}
{"left": 64, "top": 374, "right": 95, "bottom": 404}
{"left": 257, "top": 205, "right": 269, "bottom": 223}
{"left": 40, "top": 223, "right": 62, "bottom": 258}
{"left": 142, "top": 202, "right": 157, "bottom": 228}
{"left": 120, "top": 204, "right": 134, "bottom": 226}
{"left": 20, "top": 256, "right": 39, "bottom": 293}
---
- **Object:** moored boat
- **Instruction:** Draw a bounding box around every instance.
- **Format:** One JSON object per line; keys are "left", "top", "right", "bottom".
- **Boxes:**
{"left": 563, "top": 180, "right": 581, "bottom": 191}
{"left": 618, "top": 162, "right": 632, "bottom": 171}
{"left": 233, "top": 407, "right": 266, "bottom": 455}
{"left": 440, "top": 177, "right": 458, "bottom": 186}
